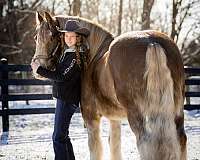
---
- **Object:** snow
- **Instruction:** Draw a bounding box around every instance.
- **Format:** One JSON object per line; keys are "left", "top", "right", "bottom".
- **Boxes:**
{"left": 0, "top": 100, "right": 200, "bottom": 160}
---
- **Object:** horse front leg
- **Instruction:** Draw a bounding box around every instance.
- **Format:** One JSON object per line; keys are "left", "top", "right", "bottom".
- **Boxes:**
{"left": 109, "top": 120, "right": 122, "bottom": 160}
{"left": 86, "top": 116, "right": 103, "bottom": 160}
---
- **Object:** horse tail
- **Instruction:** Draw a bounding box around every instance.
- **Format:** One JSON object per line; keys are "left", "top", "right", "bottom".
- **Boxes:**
{"left": 140, "top": 43, "right": 181, "bottom": 160}
{"left": 144, "top": 43, "right": 174, "bottom": 115}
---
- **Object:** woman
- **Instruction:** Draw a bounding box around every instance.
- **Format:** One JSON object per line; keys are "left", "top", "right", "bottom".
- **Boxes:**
{"left": 31, "top": 20, "right": 90, "bottom": 160}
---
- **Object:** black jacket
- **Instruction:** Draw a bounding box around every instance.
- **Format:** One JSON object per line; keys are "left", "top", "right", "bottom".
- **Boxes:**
{"left": 37, "top": 49, "right": 81, "bottom": 104}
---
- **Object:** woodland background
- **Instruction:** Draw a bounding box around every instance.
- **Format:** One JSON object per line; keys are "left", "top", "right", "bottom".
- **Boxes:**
{"left": 0, "top": 0, "right": 200, "bottom": 66}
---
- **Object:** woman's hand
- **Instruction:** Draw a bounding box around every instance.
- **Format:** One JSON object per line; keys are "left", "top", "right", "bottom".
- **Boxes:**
{"left": 31, "top": 60, "right": 40, "bottom": 74}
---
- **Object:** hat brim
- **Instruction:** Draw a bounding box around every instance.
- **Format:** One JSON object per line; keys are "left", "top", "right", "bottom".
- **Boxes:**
{"left": 58, "top": 27, "right": 90, "bottom": 37}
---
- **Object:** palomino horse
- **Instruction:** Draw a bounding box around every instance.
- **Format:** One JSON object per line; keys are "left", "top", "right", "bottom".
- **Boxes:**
{"left": 32, "top": 12, "right": 187, "bottom": 160}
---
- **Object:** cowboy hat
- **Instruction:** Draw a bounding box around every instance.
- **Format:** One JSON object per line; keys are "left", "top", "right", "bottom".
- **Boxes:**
{"left": 58, "top": 20, "right": 90, "bottom": 37}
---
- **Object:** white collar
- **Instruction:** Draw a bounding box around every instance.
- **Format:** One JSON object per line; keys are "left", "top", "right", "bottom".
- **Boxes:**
{"left": 64, "top": 47, "right": 85, "bottom": 53}
{"left": 64, "top": 48, "right": 76, "bottom": 52}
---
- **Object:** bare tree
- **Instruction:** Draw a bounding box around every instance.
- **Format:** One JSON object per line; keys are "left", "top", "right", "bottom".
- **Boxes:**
{"left": 182, "top": 35, "right": 200, "bottom": 66}
{"left": 0, "top": 0, "right": 6, "bottom": 17}
{"left": 171, "top": 0, "right": 183, "bottom": 41}
{"left": 72, "top": 0, "right": 81, "bottom": 16}
{"left": 81, "top": 0, "right": 100, "bottom": 22}
{"left": 141, "top": 0, "right": 154, "bottom": 30}
{"left": 20, "top": 0, "right": 24, "bottom": 8}
{"left": 108, "top": 0, "right": 118, "bottom": 35}
{"left": 7, "top": 0, "right": 19, "bottom": 44}
{"left": 169, "top": 0, "right": 200, "bottom": 66}
{"left": 109, "top": 1, "right": 115, "bottom": 32}
{"left": 118, "top": 0, "right": 123, "bottom": 35}
{"left": 51, "top": 0, "right": 56, "bottom": 14}
{"left": 8, "top": 0, "right": 14, "bottom": 11}
{"left": 0, "top": 0, "right": 43, "bottom": 64}
{"left": 171, "top": 0, "right": 198, "bottom": 43}
{"left": 66, "top": 0, "right": 73, "bottom": 15}
{"left": 1, "top": 0, "right": 199, "bottom": 67}
{"left": 127, "top": 0, "right": 142, "bottom": 31}
{"left": 128, "top": 0, "right": 137, "bottom": 31}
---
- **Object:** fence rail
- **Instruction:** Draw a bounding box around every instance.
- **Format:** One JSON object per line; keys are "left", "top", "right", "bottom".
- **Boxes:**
{"left": 0, "top": 59, "right": 200, "bottom": 132}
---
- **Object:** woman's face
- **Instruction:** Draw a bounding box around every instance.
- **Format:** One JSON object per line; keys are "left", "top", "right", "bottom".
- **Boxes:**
{"left": 64, "top": 32, "right": 77, "bottom": 48}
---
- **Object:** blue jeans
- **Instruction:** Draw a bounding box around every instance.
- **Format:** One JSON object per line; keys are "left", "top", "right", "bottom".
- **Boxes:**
{"left": 53, "top": 99, "right": 79, "bottom": 160}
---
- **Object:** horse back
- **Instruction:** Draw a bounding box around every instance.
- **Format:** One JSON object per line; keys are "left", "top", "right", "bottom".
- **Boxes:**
{"left": 107, "top": 30, "right": 184, "bottom": 108}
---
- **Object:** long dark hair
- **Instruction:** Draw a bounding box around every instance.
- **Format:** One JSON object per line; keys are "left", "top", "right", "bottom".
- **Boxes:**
{"left": 75, "top": 34, "right": 90, "bottom": 70}
{"left": 61, "top": 33, "right": 89, "bottom": 69}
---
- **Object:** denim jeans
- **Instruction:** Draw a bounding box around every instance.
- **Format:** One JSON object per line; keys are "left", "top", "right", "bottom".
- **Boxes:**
{"left": 53, "top": 99, "right": 79, "bottom": 160}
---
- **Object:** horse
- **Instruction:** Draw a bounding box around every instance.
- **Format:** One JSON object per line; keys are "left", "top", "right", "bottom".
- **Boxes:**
{"left": 32, "top": 12, "right": 187, "bottom": 160}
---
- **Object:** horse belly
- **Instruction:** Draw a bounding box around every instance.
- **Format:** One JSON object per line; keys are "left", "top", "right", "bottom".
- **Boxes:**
{"left": 97, "top": 102, "right": 127, "bottom": 120}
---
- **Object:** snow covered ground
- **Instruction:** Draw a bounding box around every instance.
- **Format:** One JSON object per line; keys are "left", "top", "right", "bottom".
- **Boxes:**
{"left": 0, "top": 100, "right": 200, "bottom": 160}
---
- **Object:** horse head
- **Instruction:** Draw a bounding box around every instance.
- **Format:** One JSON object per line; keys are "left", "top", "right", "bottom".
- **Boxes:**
{"left": 32, "top": 12, "right": 114, "bottom": 80}
{"left": 32, "top": 12, "right": 62, "bottom": 79}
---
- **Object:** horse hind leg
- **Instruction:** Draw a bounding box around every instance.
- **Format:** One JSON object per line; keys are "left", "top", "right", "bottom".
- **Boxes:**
{"left": 109, "top": 120, "right": 122, "bottom": 160}
{"left": 143, "top": 114, "right": 180, "bottom": 160}
{"left": 174, "top": 87, "right": 187, "bottom": 160}
{"left": 86, "top": 116, "right": 103, "bottom": 160}
{"left": 128, "top": 105, "right": 181, "bottom": 160}
{"left": 175, "top": 112, "right": 187, "bottom": 160}
{"left": 130, "top": 43, "right": 183, "bottom": 160}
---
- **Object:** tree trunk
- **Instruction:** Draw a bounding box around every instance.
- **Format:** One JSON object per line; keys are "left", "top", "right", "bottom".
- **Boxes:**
{"left": 7, "top": 11, "right": 19, "bottom": 44}
{"left": 8, "top": 0, "right": 14, "bottom": 11}
{"left": 52, "top": 0, "right": 56, "bottom": 14}
{"left": 171, "top": 0, "right": 179, "bottom": 40}
{"left": 20, "top": 0, "right": 24, "bottom": 8}
{"left": 0, "top": 0, "right": 6, "bottom": 17}
{"left": 7, "top": 0, "right": 19, "bottom": 44}
{"left": 118, "top": 0, "right": 123, "bottom": 35}
{"left": 141, "top": 0, "right": 154, "bottom": 30}
{"left": 72, "top": 0, "right": 81, "bottom": 16}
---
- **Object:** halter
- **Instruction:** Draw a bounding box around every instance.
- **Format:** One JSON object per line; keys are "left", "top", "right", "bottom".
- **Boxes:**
{"left": 32, "top": 19, "right": 62, "bottom": 64}
{"left": 32, "top": 41, "right": 61, "bottom": 62}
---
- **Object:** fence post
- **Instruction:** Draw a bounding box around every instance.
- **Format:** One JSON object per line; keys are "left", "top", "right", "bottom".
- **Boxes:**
{"left": 1, "top": 58, "right": 9, "bottom": 132}
{"left": 185, "top": 85, "right": 190, "bottom": 105}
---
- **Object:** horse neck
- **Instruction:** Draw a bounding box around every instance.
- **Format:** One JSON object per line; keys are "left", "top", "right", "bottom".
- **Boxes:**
{"left": 88, "top": 31, "right": 114, "bottom": 63}
{"left": 54, "top": 15, "right": 113, "bottom": 63}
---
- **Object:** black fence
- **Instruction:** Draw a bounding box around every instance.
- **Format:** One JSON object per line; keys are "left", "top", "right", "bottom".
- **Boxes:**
{"left": 0, "top": 59, "right": 54, "bottom": 132}
{"left": 0, "top": 58, "right": 200, "bottom": 132}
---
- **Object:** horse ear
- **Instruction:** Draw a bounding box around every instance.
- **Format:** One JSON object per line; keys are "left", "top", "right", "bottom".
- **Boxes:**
{"left": 44, "top": 11, "right": 58, "bottom": 34}
{"left": 44, "top": 12, "right": 54, "bottom": 26}
{"left": 36, "top": 11, "right": 43, "bottom": 25}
